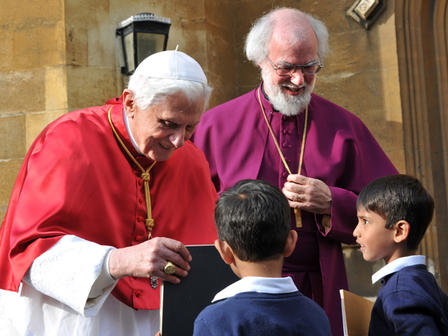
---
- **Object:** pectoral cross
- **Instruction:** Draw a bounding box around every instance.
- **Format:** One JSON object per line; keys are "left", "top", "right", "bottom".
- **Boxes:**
{"left": 294, "top": 208, "right": 302, "bottom": 228}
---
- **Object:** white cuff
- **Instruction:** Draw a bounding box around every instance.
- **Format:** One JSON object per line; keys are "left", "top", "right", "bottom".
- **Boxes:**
{"left": 25, "top": 235, "right": 118, "bottom": 317}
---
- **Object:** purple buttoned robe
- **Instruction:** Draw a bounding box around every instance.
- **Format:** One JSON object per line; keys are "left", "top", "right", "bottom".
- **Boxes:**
{"left": 193, "top": 84, "right": 398, "bottom": 336}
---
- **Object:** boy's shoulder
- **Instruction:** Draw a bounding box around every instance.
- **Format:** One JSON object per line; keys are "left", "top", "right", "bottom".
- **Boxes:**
{"left": 198, "top": 291, "right": 305, "bottom": 317}
{"left": 377, "top": 264, "right": 448, "bottom": 316}
{"left": 371, "top": 265, "right": 448, "bottom": 335}
{"left": 380, "top": 264, "right": 438, "bottom": 294}
{"left": 378, "top": 265, "right": 446, "bottom": 301}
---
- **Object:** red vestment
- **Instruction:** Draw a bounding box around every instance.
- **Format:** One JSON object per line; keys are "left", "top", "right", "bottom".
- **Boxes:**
{"left": 0, "top": 96, "right": 218, "bottom": 310}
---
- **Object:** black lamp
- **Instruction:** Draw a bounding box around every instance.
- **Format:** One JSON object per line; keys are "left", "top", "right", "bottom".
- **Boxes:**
{"left": 116, "top": 13, "right": 171, "bottom": 75}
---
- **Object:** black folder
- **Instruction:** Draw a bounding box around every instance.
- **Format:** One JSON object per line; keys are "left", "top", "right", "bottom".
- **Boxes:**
{"left": 160, "top": 244, "right": 239, "bottom": 335}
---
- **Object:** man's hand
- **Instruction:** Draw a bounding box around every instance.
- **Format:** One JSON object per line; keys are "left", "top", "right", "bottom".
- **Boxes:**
{"left": 108, "top": 237, "right": 192, "bottom": 284}
{"left": 282, "top": 174, "right": 332, "bottom": 215}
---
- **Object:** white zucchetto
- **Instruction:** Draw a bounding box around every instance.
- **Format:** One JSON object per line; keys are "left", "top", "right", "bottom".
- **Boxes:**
{"left": 134, "top": 50, "right": 207, "bottom": 85}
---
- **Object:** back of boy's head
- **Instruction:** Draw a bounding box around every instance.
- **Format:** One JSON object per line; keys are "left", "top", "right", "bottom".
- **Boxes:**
{"left": 357, "top": 174, "right": 434, "bottom": 251}
{"left": 215, "top": 179, "right": 291, "bottom": 262}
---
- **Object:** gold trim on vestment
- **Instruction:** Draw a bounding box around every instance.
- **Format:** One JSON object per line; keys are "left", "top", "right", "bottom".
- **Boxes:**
{"left": 107, "top": 107, "right": 157, "bottom": 239}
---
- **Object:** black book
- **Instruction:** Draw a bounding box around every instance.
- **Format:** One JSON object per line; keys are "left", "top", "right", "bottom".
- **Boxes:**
{"left": 160, "top": 244, "right": 239, "bottom": 336}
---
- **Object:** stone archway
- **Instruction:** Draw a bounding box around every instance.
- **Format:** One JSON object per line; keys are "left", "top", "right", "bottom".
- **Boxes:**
{"left": 395, "top": 0, "right": 448, "bottom": 290}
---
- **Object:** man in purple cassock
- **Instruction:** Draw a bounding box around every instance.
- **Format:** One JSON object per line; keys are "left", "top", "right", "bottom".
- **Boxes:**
{"left": 193, "top": 8, "right": 398, "bottom": 336}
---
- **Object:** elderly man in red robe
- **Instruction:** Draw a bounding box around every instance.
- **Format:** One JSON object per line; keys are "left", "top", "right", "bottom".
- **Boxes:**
{"left": 0, "top": 50, "right": 217, "bottom": 335}
{"left": 193, "top": 8, "right": 397, "bottom": 336}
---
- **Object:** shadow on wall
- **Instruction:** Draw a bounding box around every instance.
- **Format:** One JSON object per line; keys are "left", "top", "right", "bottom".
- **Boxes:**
{"left": 343, "top": 245, "right": 382, "bottom": 297}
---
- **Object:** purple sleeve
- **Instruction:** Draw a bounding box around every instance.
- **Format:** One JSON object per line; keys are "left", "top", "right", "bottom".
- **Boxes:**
{"left": 192, "top": 122, "right": 221, "bottom": 191}
{"left": 314, "top": 187, "right": 358, "bottom": 244}
{"left": 308, "top": 96, "right": 398, "bottom": 243}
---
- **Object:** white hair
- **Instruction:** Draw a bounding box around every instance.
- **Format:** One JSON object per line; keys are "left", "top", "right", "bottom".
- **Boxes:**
{"left": 245, "top": 8, "right": 329, "bottom": 65}
{"left": 127, "top": 75, "right": 213, "bottom": 112}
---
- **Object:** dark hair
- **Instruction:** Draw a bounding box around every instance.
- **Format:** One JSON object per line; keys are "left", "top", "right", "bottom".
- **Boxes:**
{"left": 215, "top": 179, "right": 291, "bottom": 261}
{"left": 357, "top": 174, "right": 434, "bottom": 251}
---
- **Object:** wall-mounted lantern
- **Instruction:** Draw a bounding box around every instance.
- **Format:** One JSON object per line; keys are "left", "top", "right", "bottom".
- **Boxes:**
{"left": 116, "top": 13, "right": 171, "bottom": 76}
{"left": 346, "top": 0, "right": 386, "bottom": 30}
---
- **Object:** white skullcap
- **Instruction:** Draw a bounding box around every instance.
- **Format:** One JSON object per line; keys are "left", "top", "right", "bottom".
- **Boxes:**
{"left": 135, "top": 50, "right": 207, "bottom": 85}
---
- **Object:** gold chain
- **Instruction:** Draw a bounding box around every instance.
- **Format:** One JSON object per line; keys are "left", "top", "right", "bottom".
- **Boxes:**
{"left": 107, "top": 107, "right": 157, "bottom": 239}
{"left": 257, "top": 88, "right": 308, "bottom": 227}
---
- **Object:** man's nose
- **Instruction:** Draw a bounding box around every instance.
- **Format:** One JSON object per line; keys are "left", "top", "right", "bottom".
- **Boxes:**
{"left": 289, "top": 68, "right": 305, "bottom": 86}
{"left": 169, "top": 129, "right": 185, "bottom": 148}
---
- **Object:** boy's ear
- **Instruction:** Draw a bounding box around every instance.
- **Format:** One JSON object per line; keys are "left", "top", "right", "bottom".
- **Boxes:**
{"left": 284, "top": 230, "right": 298, "bottom": 257}
{"left": 393, "top": 220, "right": 410, "bottom": 243}
{"left": 214, "top": 239, "right": 235, "bottom": 265}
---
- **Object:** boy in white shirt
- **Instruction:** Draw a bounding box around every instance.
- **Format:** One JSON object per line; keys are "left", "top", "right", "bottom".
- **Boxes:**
{"left": 193, "top": 179, "right": 331, "bottom": 335}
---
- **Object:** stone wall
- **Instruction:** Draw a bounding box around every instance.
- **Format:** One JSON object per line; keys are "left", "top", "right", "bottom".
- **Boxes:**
{"left": 0, "top": 0, "right": 67, "bottom": 219}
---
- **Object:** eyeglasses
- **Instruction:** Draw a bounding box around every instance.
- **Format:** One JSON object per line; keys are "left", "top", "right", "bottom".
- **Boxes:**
{"left": 268, "top": 58, "right": 323, "bottom": 77}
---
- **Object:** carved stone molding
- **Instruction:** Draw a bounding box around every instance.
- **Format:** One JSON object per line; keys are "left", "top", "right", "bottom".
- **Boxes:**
{"left": 395, "top": 0, "right": 448, "bottom": 290}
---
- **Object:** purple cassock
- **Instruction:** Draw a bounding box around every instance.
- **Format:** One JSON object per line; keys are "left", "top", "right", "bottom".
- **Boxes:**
{"left": 193, "top": 83, "right": 398, "bottom": 336}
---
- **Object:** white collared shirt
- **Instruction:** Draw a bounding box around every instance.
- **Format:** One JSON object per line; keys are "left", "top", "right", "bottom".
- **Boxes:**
{"left": 371, "top": 255, "right": 426, "bottom": 285}
{"left": 212, "top": 276, "right": 298, "bottom": 303}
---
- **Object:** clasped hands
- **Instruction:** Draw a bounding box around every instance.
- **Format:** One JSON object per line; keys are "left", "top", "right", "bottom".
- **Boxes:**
{"left": 282, "top": 174, "right": 332, "bottom": 215}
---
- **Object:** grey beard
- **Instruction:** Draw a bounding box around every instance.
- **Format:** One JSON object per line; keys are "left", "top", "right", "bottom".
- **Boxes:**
{"left": 262, "top": 69, "right": 314, "bottom": 116}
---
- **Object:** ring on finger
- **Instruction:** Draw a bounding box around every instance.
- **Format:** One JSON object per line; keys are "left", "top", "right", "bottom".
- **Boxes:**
{"left": 163, "top": 261, "right": 176, "bottom": 275}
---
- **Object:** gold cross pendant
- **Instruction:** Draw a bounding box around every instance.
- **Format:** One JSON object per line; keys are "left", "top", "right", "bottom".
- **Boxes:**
{"left": 294, "top": 208, "right": 302, "bottom": 228}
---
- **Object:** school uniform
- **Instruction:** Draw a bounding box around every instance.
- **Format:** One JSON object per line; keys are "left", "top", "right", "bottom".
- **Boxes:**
{"left": 193, "top": 276, "right": 331, "bottom": 336}
{"left": 370, "top": 255, "right": 448, "bottom": 335}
